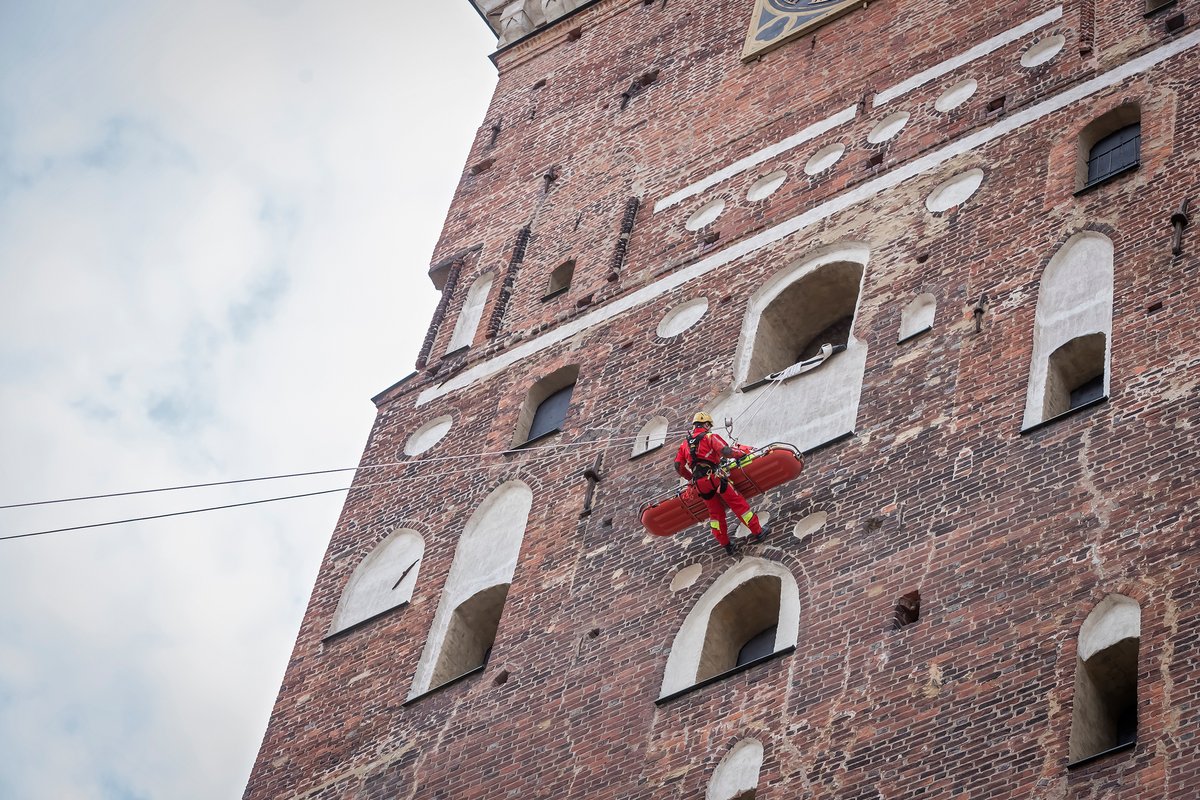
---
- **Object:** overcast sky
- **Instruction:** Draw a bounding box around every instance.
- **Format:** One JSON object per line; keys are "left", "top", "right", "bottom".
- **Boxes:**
{"left": 0, "top": 1, "right": 496, "bottom": 797}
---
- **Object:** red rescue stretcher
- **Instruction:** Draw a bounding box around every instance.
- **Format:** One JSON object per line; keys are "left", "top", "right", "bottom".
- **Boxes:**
{"left": 639, "top": 443, "right": 804, "bottom": 537}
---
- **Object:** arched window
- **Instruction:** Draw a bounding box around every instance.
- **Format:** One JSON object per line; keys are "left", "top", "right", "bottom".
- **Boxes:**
{"left": 1022, "top": 232, "right": 1113, "bottom": 429}
{"left": 1070, "top": 594, "right": 1140, "bottom": 763}
{"left": 631, "top": 415, "right": 668, "bottom": 457}
{"left": 892, "top": 590, "right": 920, "bottom": 630}
{"left": 1077, "top": 104, "right": 1140, "bottom": 191}
{"left": 661, "top": 557, "right": 799, "bottom": 698}
{"left": 718, "top": 243, "right": 870, "bottom": 452}
{"left": 446, "top": 271, "right": 494, "bottom": 352}
{"left": 408, "top": 481, "right": 532, "bottom": 698}
{"left": 544, "top": 259, "right": 574, "bottom": 299}
{"left": 707, "top": 739, "right": 764, "bottom": 800}
{"left": 429, "top": 583, "right": 509, "bottom": 687}
{"left": 1044, "top": 332, "right": 1107, "bottom": 418}
{"left": 329, "top": 529, "right": 424, "bottom": 636}
{"left": 513, "top": 365, "right": 579, "bottom": 446}
{"left": 898, "top": 293, "right": 936, "bottom": 342}
{"left": 745, "top": 260, "right": 863, "bottom": 383}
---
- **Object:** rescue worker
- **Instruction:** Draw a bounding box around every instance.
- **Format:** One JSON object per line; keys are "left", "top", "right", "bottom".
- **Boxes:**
{"left": 674, "top": 412, "right": 769, "bottom": 556}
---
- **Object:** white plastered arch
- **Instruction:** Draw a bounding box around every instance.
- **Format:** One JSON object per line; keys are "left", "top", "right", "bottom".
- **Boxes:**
{"left": 1022, "top": 231, "right": 1114, "bottom": 428}
{"left": 1079, "top": 593, "right": 1140, "bottom": 661}
{"left": 330, "top": 528, "right": 425, "bottom": 635}
{"left": 632, "top": 415, "right": 669, "bottom": 456}
{"left": 899, "top": 293, "right": 937, "bottom": 340}
{"left": 707, "top": 738, "right": 764, "bottom": 800}
{"left": 408, "top": 480, "right": 532, "bottom": 697}
{"left": 447, "top": 271, "right": 495, "bottom": 352}
{"left": 660, "top": 557, "right": 800, "bottom": 698}
{"left": 715, "top": 242, "right": 870, "bottom": 451}
{"left": 1070, "top": 593, "right": 1141, "bottom": 761}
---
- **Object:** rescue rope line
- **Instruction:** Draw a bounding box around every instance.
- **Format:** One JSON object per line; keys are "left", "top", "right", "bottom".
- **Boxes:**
{"left": 730, "top": 372, "right": 786, "bottom": 432}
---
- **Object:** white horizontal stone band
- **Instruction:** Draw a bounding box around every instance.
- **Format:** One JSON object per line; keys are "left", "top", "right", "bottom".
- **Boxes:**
{"left": 653, "top": 104, "right": 858, "bottom": 213}
{"left": 416, "top": 27, "right": 1199, "bottom": 408}
{"left": 873, "top": 5, "right": 1063, "bottom": 107}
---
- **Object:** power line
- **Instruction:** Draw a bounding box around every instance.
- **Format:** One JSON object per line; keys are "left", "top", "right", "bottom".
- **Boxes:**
{"left": 0, "top": 427, "right": 691, "bottom": 511}
{"left": 0, "top": 466, "right": 360, "bottom": 511}
{"left": 0, "top": 427, "right": 695, "bottom": 541}
{"left": 0, "top": 487, "right": 351, "bottom": 542}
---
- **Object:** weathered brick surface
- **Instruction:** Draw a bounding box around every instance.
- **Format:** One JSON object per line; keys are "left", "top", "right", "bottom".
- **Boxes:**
{"left": 245, "top": 0, "right": 1200, "bottom": 797}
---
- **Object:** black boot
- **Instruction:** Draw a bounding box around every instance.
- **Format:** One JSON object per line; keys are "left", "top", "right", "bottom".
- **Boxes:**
{"left": 751, "top": 525, "right": 770, "bottom": 544}
{"left": 724, "top": 542, "right": 738, "bottom": 557}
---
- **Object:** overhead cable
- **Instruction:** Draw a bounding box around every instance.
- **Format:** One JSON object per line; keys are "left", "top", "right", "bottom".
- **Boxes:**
{"left": 0, "top": 427, "right": 690, "bottom": 511}
{"left": 0, "top": 427, "right": 692, "bottom": 541}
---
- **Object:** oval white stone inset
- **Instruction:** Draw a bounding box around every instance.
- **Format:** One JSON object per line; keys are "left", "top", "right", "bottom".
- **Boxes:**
{"left": 805, "top": 143, "right": 845, "bottom": 175}
{"left": 670, "top": 564, "right": 703, "bottom": 592}
{"left": 657, "top": 297, "right": 709, "bottom": 338}
{"left": 737, "top": 511, "right": 770, "bottom": 539}
{"left": 935, "top": 78, "right": 978, "bottom": 112}
{"left": 925, "top": 168, "right": 984, "bottom": 213}
{"left": 1021, "top": 34, "right": 1065, "bottom": 68}
{"left": 404, "top": 414, "right": 453, "bottom": 456}
{"left": 746, "top": 170, "right": 787, "bottom": 201}
{"left": 868, "top": 111, "right": 911, "bottom": 144}
{"left": 793, "top": 511, "right": 827, "bottom": 541}
{"left": 685, "top": 198, "right": 725, "bottom": 231}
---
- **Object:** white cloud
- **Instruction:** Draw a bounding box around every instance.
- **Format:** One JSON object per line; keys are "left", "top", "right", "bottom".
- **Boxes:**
{"left": 0, "top": 0, "right": 496, "bottom": 797}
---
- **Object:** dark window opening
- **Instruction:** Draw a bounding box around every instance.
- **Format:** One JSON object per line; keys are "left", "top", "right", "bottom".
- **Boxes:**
{"left": 1076, "top": 105, "right": 1141, "bottom": 191}
{"left": 736, "top": 625, "right": 778, "bottom": 667}
{"left": 893, "top": 590, "right": 921, "bottom": 629}
{"left": 1086, "top": 123, "right": 1140, "bottom": 186}
{"left": 1044, "top": 333, "right": 1106, "bottom": 420}
{"left": 1070, "top": 375, "right": 1105, "bottom": 409}
{"left": 1116, "top": 703, "right": 1138, "bottom": 747}
{"left": 514, "top": 365, "right": 580, "bottom": 446}
{"left": 798, "top": 315, "right": 854, "bottom": 361}
{"left": 1071, "top": 636, "right": 1139, "bottom": 761}
{"left": 528, "top": 384, "right": 574, "bottom": 440}
{"left": 697, "top": 576, "right": 781, "bottom": 683}
{"left": 543, "top": 260, "right": 574, "bottom": 299}
{"left": 746, "top": 261, "right": 863, "bottom": 384}
{"left": 430, "top": 583, "right": 510, "bottom": 689}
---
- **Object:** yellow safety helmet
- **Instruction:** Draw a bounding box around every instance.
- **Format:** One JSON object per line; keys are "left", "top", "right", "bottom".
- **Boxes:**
{"left": 692, "top": 411, "right": 714, "bottom": 426}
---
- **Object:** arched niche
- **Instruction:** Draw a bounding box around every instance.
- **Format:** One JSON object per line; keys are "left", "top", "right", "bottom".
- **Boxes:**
{"left": 409, "top": 480, "right": 532, "bottom": 697}
{"left": 899, "top": 293, "right": 937, "bottom": 341}
{"left": 514, "top": 365, "right": 579, "bottom": 446}
{"left": 661, "top": 557, "right": 799, "bottom": 698}
{"left": 1022, "top": 232, "right": 1113, "bottom": 429}
{"left": 717, "top": 242, "right": 870, "bottom": 451}
{"left": 1070, "top": 594, "right": 1140, "bottom": 762}
{"left": 329, "top": 529, "right": 425, "bottom": 635}
{"left": 707, "top": 739, "right": 764, "bottom": 800}
{"left": 632, "top": 415, "right": 669, "bottom": 457}
{"left": 447, "top": 271, "right": 494, "bottom": 352}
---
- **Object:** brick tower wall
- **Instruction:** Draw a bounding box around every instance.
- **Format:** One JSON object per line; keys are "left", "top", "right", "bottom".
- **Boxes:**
{"left": 245, "top": 0, "right": 1200, "bottom": 797}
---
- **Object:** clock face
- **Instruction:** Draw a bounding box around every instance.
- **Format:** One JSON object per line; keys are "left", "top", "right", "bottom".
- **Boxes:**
{"left": 743, "top": 0, "right": 866, "bottom": 59}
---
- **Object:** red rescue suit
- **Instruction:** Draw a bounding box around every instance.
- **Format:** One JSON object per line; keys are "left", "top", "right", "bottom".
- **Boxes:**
{"left": 674, "top": 425, "right": 764, "bottom": 547}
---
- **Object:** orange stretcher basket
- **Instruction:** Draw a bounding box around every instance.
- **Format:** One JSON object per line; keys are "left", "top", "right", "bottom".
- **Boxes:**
{"left": 639, "top": 444, "right": 804, "bottom": 537}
